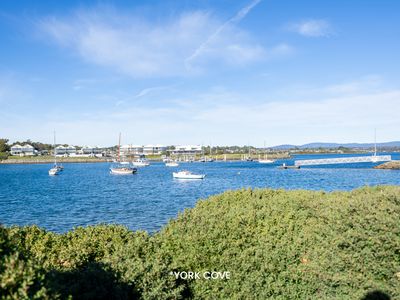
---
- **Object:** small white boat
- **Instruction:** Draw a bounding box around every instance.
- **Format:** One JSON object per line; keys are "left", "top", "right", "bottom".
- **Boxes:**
{"left": 173, "top": 170, "right": 205, "bottom": 179}
{"left": 48, "top": 166, "right": 60, "bottom": 176}
{"left": 258, "top": 142, "right": 275, "bottom": 164}
{"left": 49, "top": 131, "right": 62, "bottom": 176}
{"left": 110, "top": 133, "right": 137, "bottom": 175}
{"left": 259, "top": 159, "right": 275, "bottom": 164}
{"left": 110, "top": 165, "right": 137, "bottom": 175}
{"left": 165, "top": 161, "right": 179, "bottom": 167}
{"left": 132, "top": 159, "right": 150, "bottom": 167}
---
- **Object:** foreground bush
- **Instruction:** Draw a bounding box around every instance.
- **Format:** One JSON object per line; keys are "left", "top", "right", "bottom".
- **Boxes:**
{"left": 1, "top": 186, "right": 399, "bottom": 299}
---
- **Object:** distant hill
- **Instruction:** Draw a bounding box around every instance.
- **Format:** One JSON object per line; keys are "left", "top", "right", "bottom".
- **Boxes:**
{"left": 271, "top": 141, "right": 400, "bottom": 150}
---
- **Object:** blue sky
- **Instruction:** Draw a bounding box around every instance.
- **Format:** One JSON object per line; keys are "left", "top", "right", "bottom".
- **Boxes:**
{"left": 1, "top": 0, "right": 399, "bottom": 147}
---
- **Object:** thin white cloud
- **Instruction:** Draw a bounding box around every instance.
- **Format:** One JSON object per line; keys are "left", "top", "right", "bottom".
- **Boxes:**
{"left": 38, "top": 6, "right": 268, "bottom": 78}
{"left": 185, "top": 0, "right": 262, "bottom": 67}
{"left": 133, "top": 85, "right": 176, "bottom": 99}
{"left": 288, "top": 19, "right": 332, "bottom": 37}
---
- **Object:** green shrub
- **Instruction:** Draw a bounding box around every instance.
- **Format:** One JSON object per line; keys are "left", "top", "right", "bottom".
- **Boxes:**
{"left": 0, "top": 227, "right": 52, "bottom": 299}
{"left": 0, "top": 152, "right": 8, "bottom": 160}
{"left": 1, "top": 186, "right": 399, "bottom": 299}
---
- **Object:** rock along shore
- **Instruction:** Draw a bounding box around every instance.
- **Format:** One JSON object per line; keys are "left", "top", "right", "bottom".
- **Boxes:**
{"left": 374, "top": 160, "right": 400, "bottom": 169}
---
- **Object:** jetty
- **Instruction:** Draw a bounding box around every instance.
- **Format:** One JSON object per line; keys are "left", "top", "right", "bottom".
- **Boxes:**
{"left": 294, "top": 155, "right": 392, "bottom": 166}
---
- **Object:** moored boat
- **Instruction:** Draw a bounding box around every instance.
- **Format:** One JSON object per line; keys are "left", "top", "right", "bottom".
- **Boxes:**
{"left": 110, "top": 165, "right": 137, "bottom": 175}
{"left": 166, "top": 161, "right": 179, "bottom": 167}
{"left": 259, "top": 158, "right": 275, "bottom": 164}
{"left": 258, "top": 141, "right": 275, "bottom": 164}
{"left": 173, "top": 170, "right": 205, "bottom": 179}
{"left": 110, "top": 133, "right": 137, "bottom": 175}
{"left": 132, "top": 158, "right": 150, "bottom": 167}
{"left": 48, "top": 166, "right": 60, "bottom": 176}
{"left": 49, "top": 131, "right": 62, "bottom": 176}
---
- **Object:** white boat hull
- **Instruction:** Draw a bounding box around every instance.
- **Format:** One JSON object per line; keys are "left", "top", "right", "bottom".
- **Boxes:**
{"left": 173, "top": 172, "right": 205, "bottom": 179}
{"left": 48, "top": 168, "right": 60, "bottom": 176}
{"left": 110, "top": 168, "right": 136, "bottom": 175}
{"left": 166, "top": 162, "right": 179, "bottom": 167}
{"left": 259, "top": 159, "right": 275, "bottom": 164}
{"left": 132, "top": 161, "right": 150, "bottom": 167}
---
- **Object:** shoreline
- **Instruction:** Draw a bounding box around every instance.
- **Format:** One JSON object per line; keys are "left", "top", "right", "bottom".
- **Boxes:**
{"left": 0, "top": 158, "right": 109, "bottom": 164}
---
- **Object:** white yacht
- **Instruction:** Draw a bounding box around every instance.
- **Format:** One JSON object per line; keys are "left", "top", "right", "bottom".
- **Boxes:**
{"left": 173, "top": 170, "right": 205, "bottom": 179}
{"left": 110, "top": 164, "right": 137, "bottom": 175}
{"left": 49, "top": 131, "right": 61, "bottom": 176}
{"left": 110, "top": 133, "right": 137, "bottom": 175}
{"left": 259, "top": 158, "right": 275, "bottom": 164}
{"left": 258, "top": 142, "right": 275, "bottom": 164}
{"left": 132, "top": 158, "right": 150, "bottom": 167}
{"left": 48, "top": 167, "right": 60, "bottom": 176}
{"left": 165, "top": 161, "right": 179, "bottom": 167}
{"left": 371, "top": 129, "right": 379, "bottom": 162}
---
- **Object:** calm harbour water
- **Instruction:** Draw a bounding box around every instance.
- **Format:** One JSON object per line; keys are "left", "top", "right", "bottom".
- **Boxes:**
{"left": 1, "top": 153, "right": 399, "bottom": 233}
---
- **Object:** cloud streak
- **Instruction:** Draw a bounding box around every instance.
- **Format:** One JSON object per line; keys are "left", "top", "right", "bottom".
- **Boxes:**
{"left": 38, "top": 5, "right": 267, "bottom": 78}
{"left": 185, "top": 0, "right": 262, "bottom": 66}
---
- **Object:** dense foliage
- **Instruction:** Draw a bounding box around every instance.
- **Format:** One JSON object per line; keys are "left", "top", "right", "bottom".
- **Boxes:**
{"left": 0, "top": 139, "right": 10, "bottom": 160}
{"left": 1, "top": 186, "right": 399, "bottom": 299}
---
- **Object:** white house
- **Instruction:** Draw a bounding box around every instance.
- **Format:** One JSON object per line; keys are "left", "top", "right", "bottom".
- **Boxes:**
{"left": 55, "top": 145, "right": 77, "bottom": 156}
{"left": 170, "top": 145, "right": 202, "bottom": 155}
{"left": 119, "top": 144, "right": 143, "bottom": 156}
{"left": 10, "top": 144, "right": 37, "bottom": 156}
{"left": 78, "top": 146, "right": 103, "bottom": 157}
{"left": 143, "top": 144, "right": 167, "bottom": 155}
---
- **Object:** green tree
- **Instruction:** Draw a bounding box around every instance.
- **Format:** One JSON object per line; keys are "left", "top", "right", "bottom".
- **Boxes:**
{"left": 0, "top": 138, "right": 10, "bottom": 152}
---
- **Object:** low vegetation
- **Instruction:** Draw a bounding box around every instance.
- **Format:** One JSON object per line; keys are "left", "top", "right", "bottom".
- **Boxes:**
{"left": 1, "top": 186, "right": 399, "bottom": 299}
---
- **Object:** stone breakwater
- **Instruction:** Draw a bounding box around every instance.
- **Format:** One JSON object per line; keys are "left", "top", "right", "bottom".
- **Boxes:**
{"left": 374, "top": 161, "right": 400, "bottom": 170}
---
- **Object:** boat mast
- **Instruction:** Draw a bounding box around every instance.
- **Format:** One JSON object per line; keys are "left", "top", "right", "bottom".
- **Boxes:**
{"left": 374, "top": 128, "right": 377, "bottom": 156}
{"left": 264, "top": 140, "right": 266, "bottom": 159}
{"left": 53, "top": 131, "right": 57, "bottom": 165}
{"left": 117, "top": 132, "right": 121, "bottom": 162}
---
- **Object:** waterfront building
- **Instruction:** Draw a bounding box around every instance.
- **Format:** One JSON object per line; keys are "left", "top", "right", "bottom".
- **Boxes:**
{"left": 10, "top": 144, "right": 37, "bottom": 156}
{"left": 55, "top": 145, "right": 77, "bottom": 156}
{"left": 78, "top": 146, "right": 104, "bottom": 157}
{"left": 143, "top": 144, "right": 167, "bottom": 155}
{"left": 120, "top": 144, "right": 143, "bottom": 156}
{"left": 169, "top": 145, "right": 202, "bottom": 155}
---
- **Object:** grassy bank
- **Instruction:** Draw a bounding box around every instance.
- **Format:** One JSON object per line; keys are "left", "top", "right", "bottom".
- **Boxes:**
{"left": 0, "top": 156, "right": 107, "bottom": 164}
{"left": 1, "top": 186, "right": 399, "bottom": 299}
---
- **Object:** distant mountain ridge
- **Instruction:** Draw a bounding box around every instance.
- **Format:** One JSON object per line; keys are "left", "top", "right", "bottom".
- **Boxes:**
{"left": 271, "top": 141, "right": 400, "bottom": 150}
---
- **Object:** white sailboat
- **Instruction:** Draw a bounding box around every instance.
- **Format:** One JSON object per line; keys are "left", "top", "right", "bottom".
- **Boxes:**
{"left": 110, "top": 133, "right": 137, "bottom": 175}
{"left": 371, "top": 129, "right": 379, "bottom": 163}
{"left": 245, "top": 145, "right": 253, "bottom": 161}
{"left": 49, "top": 131, "right": 61, "bottom": 176}
{"left": 259, "top": 141, "right": 275, "bottom": 164}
